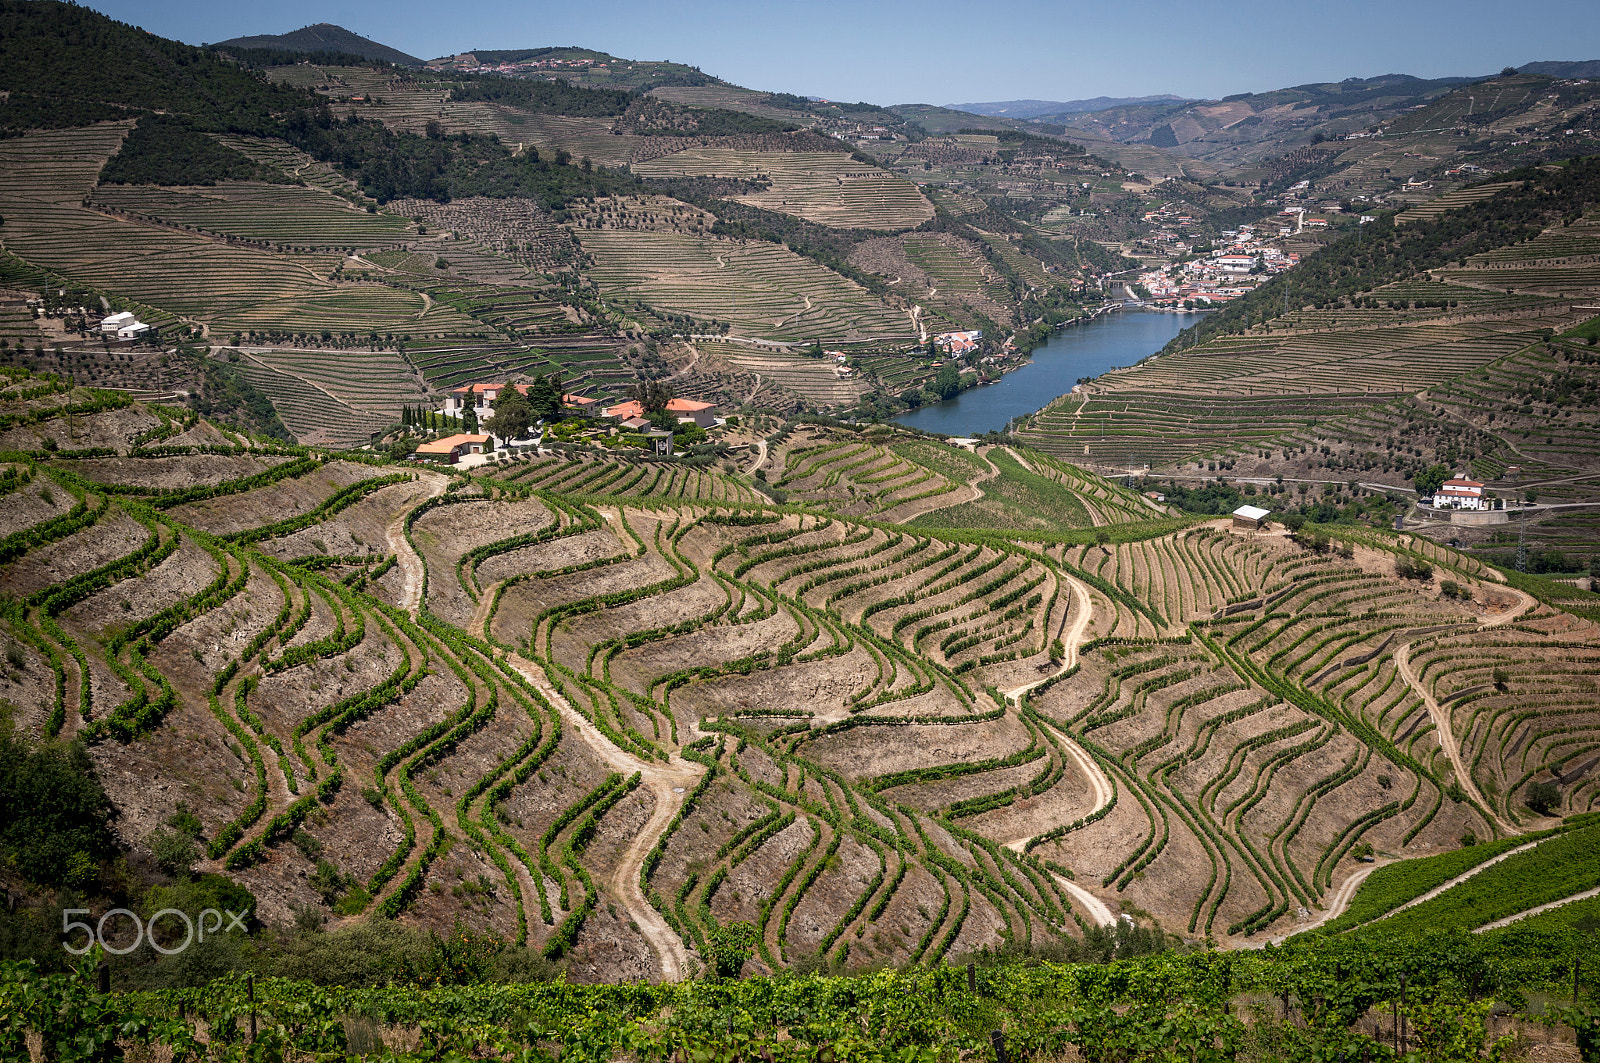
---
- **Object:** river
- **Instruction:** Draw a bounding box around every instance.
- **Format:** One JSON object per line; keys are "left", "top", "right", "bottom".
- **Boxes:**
{"left": 890, "top": 308, "right": 1191, "bottom": 436}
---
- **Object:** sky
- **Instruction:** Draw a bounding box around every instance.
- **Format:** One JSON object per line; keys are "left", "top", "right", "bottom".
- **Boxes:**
{"left": 94, "top": 0, "right": 1600, "bottom": 106}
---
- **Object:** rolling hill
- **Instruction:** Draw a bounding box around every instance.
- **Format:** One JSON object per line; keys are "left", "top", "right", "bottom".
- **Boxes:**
{"left": 213, "top": 22, "right": 424, "bottom": 68}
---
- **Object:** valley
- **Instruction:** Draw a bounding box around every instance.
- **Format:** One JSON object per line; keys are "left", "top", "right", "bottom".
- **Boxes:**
{"left": 2, "top": 3, "right": 1600, "bottom": 1057}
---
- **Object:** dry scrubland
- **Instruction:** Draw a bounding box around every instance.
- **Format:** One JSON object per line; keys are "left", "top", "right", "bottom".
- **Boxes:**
{"left": 4, "top": 380, "right": 1594, "bottom": 982}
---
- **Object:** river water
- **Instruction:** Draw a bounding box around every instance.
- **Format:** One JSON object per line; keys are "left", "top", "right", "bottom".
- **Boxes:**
{"left": 891, "top": 309, "right": 1191, "bottom": 436}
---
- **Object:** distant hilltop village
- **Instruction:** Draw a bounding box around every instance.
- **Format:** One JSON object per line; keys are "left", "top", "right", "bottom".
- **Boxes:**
{"left": 427, "top": 53, "right": 600, "bottom": 76}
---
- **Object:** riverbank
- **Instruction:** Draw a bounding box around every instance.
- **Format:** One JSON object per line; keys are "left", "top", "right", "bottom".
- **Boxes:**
{"left": 892, "top": 309, "right": 1187, "bottom": 436}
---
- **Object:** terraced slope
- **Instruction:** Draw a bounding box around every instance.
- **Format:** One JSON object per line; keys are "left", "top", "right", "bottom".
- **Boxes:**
{"left": 1021, "top": 183, "right": 1600, "bottom": 490}
{"left": 578, "top": 229, "right": 914, "bottom": 342}
{"left": 632, "top": 149, "right": 934, "bottom": 231}
{"left": 4, "top": 375, "right": 1596, "bottom": 983}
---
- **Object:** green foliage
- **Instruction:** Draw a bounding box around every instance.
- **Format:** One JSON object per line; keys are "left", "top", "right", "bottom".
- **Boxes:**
{"left": 1322, "top": 830, "right": 1565, "bottom": 934}
{"left": 98, "top": 115, "right": 291, "bottom": 186}
{"left": 450, "top": 77, "right": 633, "bottom": 117}
{"left": 0, "top": 0, "right": 313, "bottom": 136}
{"left": 0, "top": 730, "right": 114, "bottom": 886}
{"left": 5, "top": 929, "right": 1600, "bottom": 1061}
{"left": 1376, "top": 824, "right": 1600, "bottom": 934}
{"left": 188, "top": 355, "right": 291, "bottom": 441}
{"left": 1526, "top": 781, "right": 1561, "bottom": 816}
{"left": 1415, "top": 463, "right": 1452, "bottom": 497}
{"left": 707, "top": 920, "right": 758, "bottom": 977}
{"left": 145, "top": 828, "right": 199, "bottom": 876}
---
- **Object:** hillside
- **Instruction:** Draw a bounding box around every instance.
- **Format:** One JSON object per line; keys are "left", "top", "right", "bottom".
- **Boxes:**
{"left": 4, "top": 0, "right": 1600, "bottom": 1004}
{"left": 947, "top": 96, "right": 1194, "bottom": 119}
{"left": 0, "top": 0, "right": 1152, "bottom": 438}
{"left": 213, "top": 23, "right": 425, "bottom": 68}
{"left": 1016, "top": 158, "right": 1600, "bottom": 586}
{"left": 3, "top": 366, "right": 1598, "bottom": 995}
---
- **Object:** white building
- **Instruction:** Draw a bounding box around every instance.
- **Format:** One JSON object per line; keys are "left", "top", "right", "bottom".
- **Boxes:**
{"left": 1232, "top": 504, "right": 1271, "bottom": 530}
{"left": 1436, "top": 478, "right": 1487, "bottom": 510}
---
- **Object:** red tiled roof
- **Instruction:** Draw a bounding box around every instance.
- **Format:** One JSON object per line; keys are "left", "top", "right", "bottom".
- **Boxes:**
{"left": 415, "top": 433, "right": 491, "bottom": 454}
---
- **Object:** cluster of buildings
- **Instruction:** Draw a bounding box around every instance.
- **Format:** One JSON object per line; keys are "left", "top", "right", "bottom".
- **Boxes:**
{"left": 418, "top": 381, "right": 719, "bottom": 464}
{"left": 98, "top": 311, "right": 151, "bottom": 340}
{"left": 425, "top": 53, "right": 598, "bottom": 76}
{"left": 932, "top": 330, "right": 983, "bottom": 355}
{"left": 439, "top": 382, "right": 599, "bottom": 421}
{"left": 1136, "top": 226, "right": 1301, "bottom": 307}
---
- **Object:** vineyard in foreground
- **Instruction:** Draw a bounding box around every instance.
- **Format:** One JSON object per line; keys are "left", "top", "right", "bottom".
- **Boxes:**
{"left": 6, "top": 928, "right": 1599, "bottom": 1062}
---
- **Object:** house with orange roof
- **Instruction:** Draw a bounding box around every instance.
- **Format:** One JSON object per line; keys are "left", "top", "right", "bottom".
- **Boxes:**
{"left": 413, "top": 433, "right": 491, "bottom": 464}
{"left": 603, "top": 398, "right": 719, "bottom": 428}
{"left": 1435, "top": 477, "right": 1487, "bottom": 510}
{"left": 563, "top": 394, "right": 600, "bottom": 417}
{"left": 443, "top": 383, "right": 511, "bottom": 418}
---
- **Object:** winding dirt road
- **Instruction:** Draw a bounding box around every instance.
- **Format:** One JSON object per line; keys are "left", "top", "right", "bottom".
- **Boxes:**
{"left": 1391, "top": 583, "right": 1534, "bottom": 834}
{"left": 1270, "top": 859, "right": 1390, "bottom": 943}
{"left": 994, "top": 565, "right": 1118, "bottom": 927}
{"left": 505, "top": 653, "right": 705, "bottom": 980}
{"left": 385, "top": 474, "right": 448, "bottom": 615}
{"left": 1004, "top": 838, "right": 1115, "bottom": 926}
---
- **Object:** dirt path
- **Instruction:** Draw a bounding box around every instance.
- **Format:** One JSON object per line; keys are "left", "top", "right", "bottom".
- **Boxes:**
{"left": 1002, "top": 569, "right": 1095, "bottom": 700}
{"left": 505, "top": 652, "right": 704, "bottom": 980}
{"left": 1392, "top": 582, "right": 1534, "bottom": 834}
{"left": 1476, "top": 885, "right": 1600, "bottom": 931}
{"left": 1394, "top": 641, "right": 1511, "bottom": 833}
{"left": 1003, "top": 839, "right": 1115, "bottom": 926}
{"left": 747, "top": 438, "right": 768, "bottom": 477}
{"left": 873, "top": 446, "right": 998, "bottom": 525}
{"left": 386, "top": 475, "right": 449, "bottom": 616}
{"left": 1273, "top": 859, "right": 1390, "bottom": 943}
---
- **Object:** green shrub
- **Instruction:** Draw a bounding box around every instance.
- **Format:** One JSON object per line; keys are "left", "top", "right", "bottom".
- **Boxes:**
{"left": 1526, "top": 780, "right": 1561, "bottom": 815}
{"left": 146, "top": 827, "right": 200, "bottom": 876}
{"left": 0, "top": 730, "right": 114, "bottom": 886}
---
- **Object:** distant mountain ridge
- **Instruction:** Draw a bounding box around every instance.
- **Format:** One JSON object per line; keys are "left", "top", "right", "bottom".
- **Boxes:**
{"left": 947, "top": 95, "right": 1191, "bottom": 118}
{"left": 1518, "top": 60, "right": 1600, "bottom": 78}
{"left": 213, "top": 23, "right": 423, "bottom": 68}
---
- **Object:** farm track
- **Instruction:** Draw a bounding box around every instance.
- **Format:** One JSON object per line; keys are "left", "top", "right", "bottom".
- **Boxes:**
{"left": 1273, "top": 859, "right": 1390, "bottom": 943}
{"left": 505, "top": 652, "right": 704, "bottom": 980}
{"left": 1373, "top": 836, "right": 1550, "bottom": 924}
{"left": 388, "top": 474, "right": 449, "bottom": 615}
{"left": 873, "top": 445, "right": 998, "bottom": 525}
{"left": 997, "top": 568, "right": 1116, "bottom": 927}
{"left": 1004, "top": 839, "right": 1114, "bottom": 927}
{"left": 1393, "top": 583, "right": 1534, "bottom": 835}
{"left": 1475, "top": 885, "right": 1600, "bottom": 932}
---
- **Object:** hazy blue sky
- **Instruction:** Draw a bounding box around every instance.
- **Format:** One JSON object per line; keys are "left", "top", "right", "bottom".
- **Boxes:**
{"left": 96, "top": 0, "right": 1600, "bottom": 105}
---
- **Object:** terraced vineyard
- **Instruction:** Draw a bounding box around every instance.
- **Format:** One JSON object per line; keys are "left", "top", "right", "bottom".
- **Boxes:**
{"left": 0, "top": 127, "right": 451, "bottom": 341}
{"left": 89, "top": 182, "right": 413, "bottom": 250}
{"left": 229, "top": 347, "right": 431, "bottom": 447}
{"left": 579, "top": 230, "right": 914, "bottom": 342}
{"left": 693, "top": 340, "right": 873, "bottom": 409}
{"left": 7, "top": 375, "right": 1594, "bottom": 983}
{"left": 632, "top": 149, "right": 934, "bottom": 231}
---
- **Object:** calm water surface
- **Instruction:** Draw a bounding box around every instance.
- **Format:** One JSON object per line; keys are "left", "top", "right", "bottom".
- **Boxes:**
{"left": 891, "top": 309, "right": 1191, "bottom": 436}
